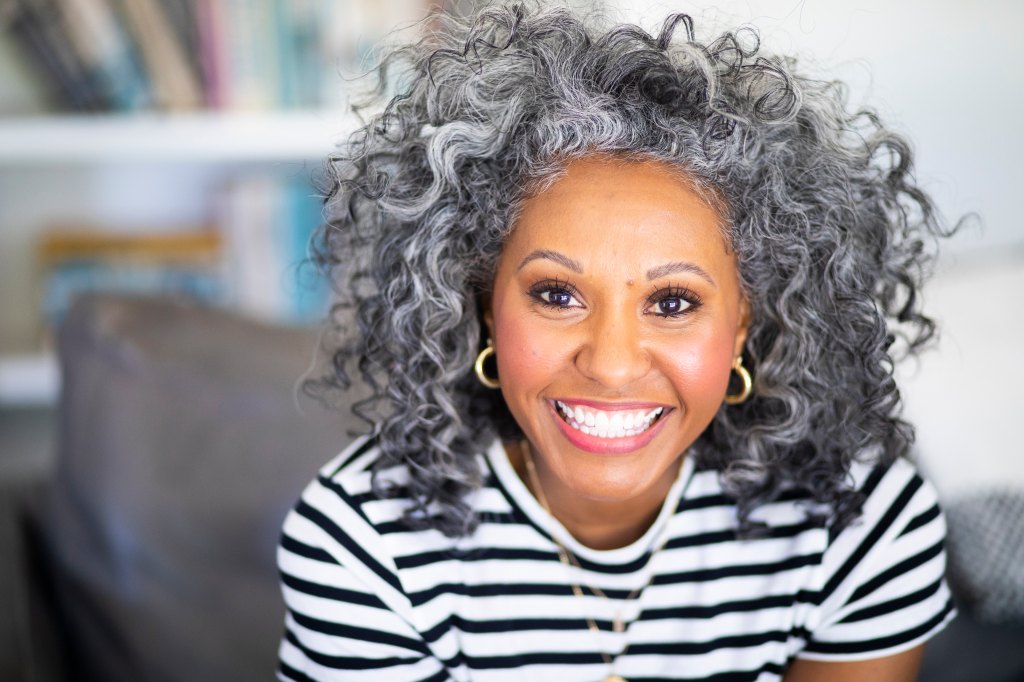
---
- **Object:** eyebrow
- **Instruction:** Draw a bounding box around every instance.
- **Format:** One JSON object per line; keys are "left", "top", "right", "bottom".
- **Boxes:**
{"left": 516, "top": 249, "right": 716, "bottom": 288}
{"left": 516, "top": 249, "right": 583, "bottom": 273}
{"left": 645, "top": 261, "right": 716, "bottom": 287}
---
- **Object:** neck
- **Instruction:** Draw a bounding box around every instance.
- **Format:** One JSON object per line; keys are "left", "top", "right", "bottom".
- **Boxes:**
{"left": 556, "top": 496, "right": 664, "bottom": 550}
{"left": 509, "top": 441, "right": 681, "bottom": 551}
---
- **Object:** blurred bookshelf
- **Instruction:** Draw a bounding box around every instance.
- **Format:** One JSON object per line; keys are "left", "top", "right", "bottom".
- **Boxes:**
{"left": 0, "top": 0, "right": 435, "bottom": 408}
{"left": 0, "top": 109, "right": 359, "bottom": 164}
{"left": 0, "top": 353, "right": 58, "bottom": 407}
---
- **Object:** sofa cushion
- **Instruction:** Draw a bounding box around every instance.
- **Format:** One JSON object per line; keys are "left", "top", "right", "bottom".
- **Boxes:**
{"left": 945, "top": 490, "right": 1024, "bottom": 624}
{"left": 39, "top": 294, "right": 360, "bottom": 681}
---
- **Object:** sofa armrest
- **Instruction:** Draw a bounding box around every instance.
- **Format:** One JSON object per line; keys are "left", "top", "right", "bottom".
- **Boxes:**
{"left": 0, "top": 480, "right": 67, "bottom": 682}
{"left": 0, "top": 482, "right": 30, "bottom": 680}
{"left": 36, "top": 294, "right": 360, "bottom": 681}
{"left": 919, "top": 608, "right": 1024, "bottom": 682}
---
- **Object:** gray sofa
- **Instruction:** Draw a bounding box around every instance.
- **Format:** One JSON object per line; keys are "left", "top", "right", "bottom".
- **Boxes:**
{"left": 2, "top": 295, "right": 357, "bottom": 681}
{"left": 1, "top": 294, "right": 1022, "bottom": 681}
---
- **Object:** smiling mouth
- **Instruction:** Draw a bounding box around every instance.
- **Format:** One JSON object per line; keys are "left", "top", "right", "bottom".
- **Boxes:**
{"left": 553, "top": 400, "right": 667, "bottom": 439}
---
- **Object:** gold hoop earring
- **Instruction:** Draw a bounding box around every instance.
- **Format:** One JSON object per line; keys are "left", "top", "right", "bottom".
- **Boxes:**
{"left": 474, "top": 340, "right": 500, "bottom": 389}
{"left": 724, "top": 355, "right": 752, "bottom": 405}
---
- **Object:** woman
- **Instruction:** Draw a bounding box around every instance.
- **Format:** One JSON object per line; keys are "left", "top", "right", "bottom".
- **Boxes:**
{"left": 278, "top": 4, "right": 954, "bottom": 681}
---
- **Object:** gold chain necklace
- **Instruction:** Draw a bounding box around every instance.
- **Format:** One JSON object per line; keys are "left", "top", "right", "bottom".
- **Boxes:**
{"left": 520, "top": 441, "right": 687, "bottom": 682}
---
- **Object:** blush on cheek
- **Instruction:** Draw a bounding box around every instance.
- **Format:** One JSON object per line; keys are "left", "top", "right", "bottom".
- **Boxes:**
{"left": 668, "top": 338, "right": 735, "bottom": 403}
{"left": 492, "top": 316, "right": 564, "bottom": 394}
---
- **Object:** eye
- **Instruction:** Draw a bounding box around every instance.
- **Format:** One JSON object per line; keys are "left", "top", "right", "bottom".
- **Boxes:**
{"left": 646, "top": 286, "right": 702, "bottom": 318}
{"left": 654, "top": 297, "right": 690, "bottom": 316}
{"left": 529, "top": 279, "right": 583, "bottom": 309}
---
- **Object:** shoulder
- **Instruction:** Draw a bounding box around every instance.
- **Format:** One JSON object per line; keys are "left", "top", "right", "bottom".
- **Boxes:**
{"left": 280, "top": 435, "right": 497, "bottom": 579}
{"left": 800, "top": 456, "right": 955, "bottom": 660}
{"left": 277, "top": 436, "right": 505, "bottom": 616}
{"left": 837, "top": 455, "right": 944, "bottom": 551}
{"left": 283, "top": 434, "right": 425, "bottom": 551}
{"left": 277, "top": 436, "right": 452, "bottom": 679}
{"left": 277, "top": 435, "right": 430, "bottom": 624}
{"left": 823, "top": 456, "right": 949, "bottom": 599}
{"left": 280, "top": 436, "right": 400, "bottom": 576}
{"left": 317, "top": 433, "right": 382, "bottom": 488}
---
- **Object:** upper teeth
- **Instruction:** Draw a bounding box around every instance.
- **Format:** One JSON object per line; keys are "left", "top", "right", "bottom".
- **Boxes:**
{"left": 555, "top": 401, "right": 664, "bottom": 439}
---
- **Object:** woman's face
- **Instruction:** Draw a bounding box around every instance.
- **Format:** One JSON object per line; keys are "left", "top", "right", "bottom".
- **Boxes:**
{"left": 485, "top": 156, "right": 748, "bottom": 505}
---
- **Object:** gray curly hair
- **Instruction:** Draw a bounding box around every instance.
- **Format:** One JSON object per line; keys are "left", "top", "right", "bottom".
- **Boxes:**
{"left": 307, "top": 2, "right": 949, "bottom": 537}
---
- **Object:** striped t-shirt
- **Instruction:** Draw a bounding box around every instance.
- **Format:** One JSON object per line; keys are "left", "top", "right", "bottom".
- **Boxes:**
{"left": 277, "top": 437, "right": 954, "bottom": 681}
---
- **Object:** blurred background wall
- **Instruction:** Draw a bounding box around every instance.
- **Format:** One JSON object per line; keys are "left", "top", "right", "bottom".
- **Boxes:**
{"left": 0, "top": 0, "right": 1020, "bottom": 497}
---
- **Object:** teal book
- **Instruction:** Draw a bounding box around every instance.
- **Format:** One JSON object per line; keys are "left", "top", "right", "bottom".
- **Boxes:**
{"left": 57, "top": 0, "right": 152, "bottom": 110}
{"left": 280, "top": 177, "right": 330, "bottom": 323}
{"left": 273, "top": 0, "right": 322, "bottom": 108}
{"left": 41, "top": 262, "right": 222, "bottom": 330}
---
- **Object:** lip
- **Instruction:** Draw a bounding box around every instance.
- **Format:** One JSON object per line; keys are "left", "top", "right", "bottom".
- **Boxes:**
{"left": 547, "top": 399, "right": 673, "bottom": 455}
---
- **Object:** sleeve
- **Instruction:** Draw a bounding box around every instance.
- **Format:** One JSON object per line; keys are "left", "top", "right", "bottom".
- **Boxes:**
{"left": 798, "top": 459, "right": 956, "bottom": 661}
{"left": 276, "top": 458, "right": 450, "bottom": 682}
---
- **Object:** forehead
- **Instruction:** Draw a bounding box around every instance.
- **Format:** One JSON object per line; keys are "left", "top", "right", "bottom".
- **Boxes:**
{"left": 506, "top": 156, "right": 733, "bottom": 274}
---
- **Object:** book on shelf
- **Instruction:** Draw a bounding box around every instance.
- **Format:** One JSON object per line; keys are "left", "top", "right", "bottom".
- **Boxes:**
{"left": 33, "top": 174, "right": 331, "bottom": 346}
{"left": 36, "top": 228, "right": 225, "bottom": 342}
{"left": 213, "top": 0, "right": 281, "bottom": 110}
{"left": 0, "top": 0, "right": 434, "bottom": 113}
{"left": 159, "top": 0, "right": 203, "bottom": 84}
{"left": 114, "top": 0, "right": 202, "bottom": 110}
{"left": 55, "top": 0, "right": 151, "bottom": 110}
{"left": 2, "top": 0, "right": 107, "bottom": 111}
{"left": 218, "top": 174, "right": 330, "bottom": 323}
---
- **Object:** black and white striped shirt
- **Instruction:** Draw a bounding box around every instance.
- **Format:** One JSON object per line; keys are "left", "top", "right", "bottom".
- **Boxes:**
{"left": 277, "top": 437, "right": 954, "bottom": 681}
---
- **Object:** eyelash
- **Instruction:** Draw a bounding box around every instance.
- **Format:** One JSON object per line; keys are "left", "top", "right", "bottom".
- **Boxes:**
{"left": 526, "top": 279, "right": 703, "bottom": 318}
{"left": 645, "top": 284, "right": 703, "bottom": 318}
{"left": 528, "top": 278, "right": 582, "bottom": 309}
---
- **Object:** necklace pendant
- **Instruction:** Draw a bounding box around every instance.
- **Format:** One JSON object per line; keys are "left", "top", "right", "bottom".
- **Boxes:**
{"left": 604, "top": 675, "right": 627, "bottom": 682}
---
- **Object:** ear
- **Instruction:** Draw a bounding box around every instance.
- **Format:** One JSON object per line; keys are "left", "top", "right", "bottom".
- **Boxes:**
{"left": 733, "top": 295, "right": 751, "bottom": 358}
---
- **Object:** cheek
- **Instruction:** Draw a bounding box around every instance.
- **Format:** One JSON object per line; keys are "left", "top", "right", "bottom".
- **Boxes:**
{"left": 492, "top": 314, "right": 568, "bottom": 397}
{"left": 660, "top": 330, "right": 736, "bottom": 406}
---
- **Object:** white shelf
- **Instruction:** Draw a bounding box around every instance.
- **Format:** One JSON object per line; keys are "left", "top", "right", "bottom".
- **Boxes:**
{"left": 0, "top": 353, "right": 58, "bottom": 407}
{"left": 0, "top": 110, "right": 362, "bottom": 164}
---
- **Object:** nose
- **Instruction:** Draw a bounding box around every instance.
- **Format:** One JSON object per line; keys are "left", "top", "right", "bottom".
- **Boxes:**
{"left": 574, "top": 308, "right": 651, "bottom": 389}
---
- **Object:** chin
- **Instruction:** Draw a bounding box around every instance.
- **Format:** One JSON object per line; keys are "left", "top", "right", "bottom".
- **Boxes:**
{"left": 559, "top": 459, "right": 674, "bottom": 502}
